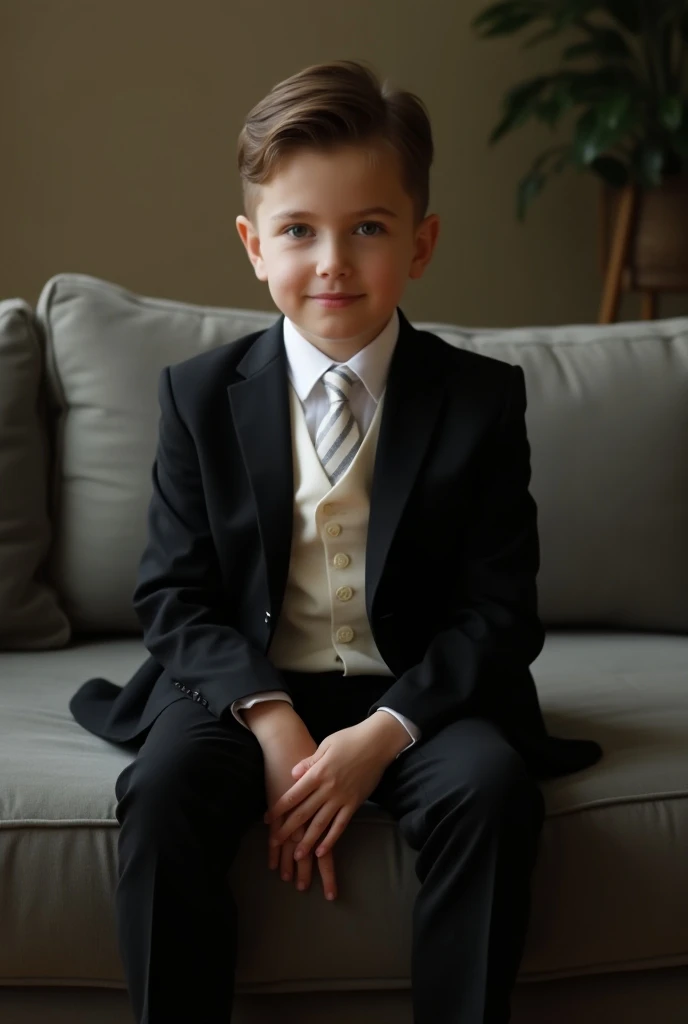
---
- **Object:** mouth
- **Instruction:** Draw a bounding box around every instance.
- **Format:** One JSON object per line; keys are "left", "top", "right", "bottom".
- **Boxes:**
{"left": 310, "top": 295, "right": 363, "bottom": 307}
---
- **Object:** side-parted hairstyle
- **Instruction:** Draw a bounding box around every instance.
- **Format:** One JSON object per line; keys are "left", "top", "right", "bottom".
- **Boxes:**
{"left": 237, "top": 60, "right": 434, "bottom": 229}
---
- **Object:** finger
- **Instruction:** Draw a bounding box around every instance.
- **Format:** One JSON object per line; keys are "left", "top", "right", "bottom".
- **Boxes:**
{"left": 317, "top": 850, "right": 337, "bottom": 902}
{"left": 272, "top": 792, "right": 327, "bottom": 846}
{"left": 294, "top": 803, "right": 338, "bottom": 859}
{"left": 280, "top": 838, "right": 298, "bottom": 882}
{"left": 267, "top": 818, "right": 287, "bottom": 871}
{"left": 313, "top": 806, "right": 353, "bottom": 859}
{"left": 295, "top": 847, "right": 313, "bottom": 892}
{"left": 269, "top": 814, "right": 302, "bottom": 845}
{"left": 282, "top": 825, "right": 305, "bottom": 882}
{"left": 265, "top": 772, "right": 319, "bottom": 824}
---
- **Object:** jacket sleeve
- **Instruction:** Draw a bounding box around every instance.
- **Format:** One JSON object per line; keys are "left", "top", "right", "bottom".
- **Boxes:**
{"left": 366, "top": 363, "right": 545, "bottom": 738}
{"left": 132, "top": 366, "right": 289, "bottom": 719}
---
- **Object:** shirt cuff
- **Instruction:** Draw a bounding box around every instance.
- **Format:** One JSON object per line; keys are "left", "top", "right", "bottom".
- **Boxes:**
{"left": 375, "top": 707, "right": 420, "bottom": 757}
{"left": 231, "top": 691, "right": 294, "bottom": 729}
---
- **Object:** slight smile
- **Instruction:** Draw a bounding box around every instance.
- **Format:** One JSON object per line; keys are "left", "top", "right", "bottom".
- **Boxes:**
{"left": 310, "top": 295, "right": 363, "bottom": 308}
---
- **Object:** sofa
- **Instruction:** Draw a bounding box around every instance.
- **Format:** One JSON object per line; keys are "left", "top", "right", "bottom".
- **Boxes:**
{"left": 1, "top": 272, "right": 687, "bottom": 1024}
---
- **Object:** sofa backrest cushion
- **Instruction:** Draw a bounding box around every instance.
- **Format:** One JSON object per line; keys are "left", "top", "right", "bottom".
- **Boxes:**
{"left": 0, "top": 300, "right": 71, "bottom": 648}
{"left": 433, "top": 320, "right": 688, "bottom": 633}
{"left": 36, "top": 273, "right": 688, "bottom": 634}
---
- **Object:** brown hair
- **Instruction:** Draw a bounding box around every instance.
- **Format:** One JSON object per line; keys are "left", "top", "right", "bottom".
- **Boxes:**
{"left": 237, "top": 60, "right": 434, "bottom": 228}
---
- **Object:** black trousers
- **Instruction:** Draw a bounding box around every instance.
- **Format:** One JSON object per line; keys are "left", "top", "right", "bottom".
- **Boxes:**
{"left": 114, "top": 671, "right": 546, "bottom": 1024}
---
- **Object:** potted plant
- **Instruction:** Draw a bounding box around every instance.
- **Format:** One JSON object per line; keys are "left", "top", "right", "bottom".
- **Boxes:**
{"left": 472, "top": 1, "right": 688, "bottom": 320}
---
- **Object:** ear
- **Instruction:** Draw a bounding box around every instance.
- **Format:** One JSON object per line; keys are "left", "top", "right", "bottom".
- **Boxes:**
{"left": 409, "top": 213, "right": 440, "bottom": 281}
{"left": 235, "top": 215, "right": 269, "bottom": 282}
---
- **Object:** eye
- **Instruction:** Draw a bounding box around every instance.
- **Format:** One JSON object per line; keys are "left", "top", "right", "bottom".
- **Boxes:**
{"left": 356, "top": 221, "right": 386, "bottom": 236}
{"left": 283, "top": 221, "right": 387, "bottom": 239}
{"left": 284, "top": 224, "right": 310, "bottom": 239}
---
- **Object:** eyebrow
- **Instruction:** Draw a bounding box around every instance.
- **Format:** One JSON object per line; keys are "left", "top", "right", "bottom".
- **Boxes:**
{"left": 270, "top": 206, "right": 399, "bottom": 222}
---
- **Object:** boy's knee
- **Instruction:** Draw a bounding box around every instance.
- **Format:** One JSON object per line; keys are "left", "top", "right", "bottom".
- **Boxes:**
{"left": 459, "top": 745, "right": 539, "bottom": 822}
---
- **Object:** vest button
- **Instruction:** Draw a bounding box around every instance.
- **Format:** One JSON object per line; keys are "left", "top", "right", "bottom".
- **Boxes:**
{"left": 336, "top": 626, "right": 355, "bottom": 643}
{"left": 333, "top": 553, "right": 350, "bottom": 569}
{"left": 326, "top": 523, "right": 342, "bottom": 537}
{"left": 336, "top": 586, "right": 353, "bottom": 601}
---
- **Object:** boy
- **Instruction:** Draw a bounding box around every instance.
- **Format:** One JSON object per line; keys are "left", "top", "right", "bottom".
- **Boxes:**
{"left": 70, "top": 59, "right": 602, "bottom": 1024}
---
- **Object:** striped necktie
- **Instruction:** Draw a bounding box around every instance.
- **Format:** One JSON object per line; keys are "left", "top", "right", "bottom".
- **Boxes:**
{"left": 316, "top": 366, "right": 362, "bottom": 485}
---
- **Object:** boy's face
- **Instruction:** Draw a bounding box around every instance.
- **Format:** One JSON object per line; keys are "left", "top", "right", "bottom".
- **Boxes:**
{"left": 236, "top": 142, "right": 440, "bottom": 362}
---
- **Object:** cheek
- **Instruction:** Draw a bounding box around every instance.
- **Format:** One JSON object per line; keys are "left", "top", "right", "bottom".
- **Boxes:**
{"left": 284, "top": 248, "right": 310, "bottom": 275}
{"left": 365, "top": 256, "right": 404, "bottom": 291}
{"left": 266, "top": 251, "right": 305, "bottom": 290}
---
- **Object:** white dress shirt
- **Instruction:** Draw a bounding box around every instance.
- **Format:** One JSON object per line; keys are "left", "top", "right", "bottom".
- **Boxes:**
{"left": 231, "top": 308, "right": 421, "bottom": 756}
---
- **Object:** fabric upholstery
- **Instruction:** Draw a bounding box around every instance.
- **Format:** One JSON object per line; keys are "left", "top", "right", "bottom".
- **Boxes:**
{"left": 35, "top": 273, "right": 688, "bottom": 633}
{"left": 1, "top": 632, "right": 687, "bottom": 990}
{"left": 0, "top": 300, "right": 70, "bottom": 649}
{"left": 1, "top": 969, "right": 687, "bottom": 1024}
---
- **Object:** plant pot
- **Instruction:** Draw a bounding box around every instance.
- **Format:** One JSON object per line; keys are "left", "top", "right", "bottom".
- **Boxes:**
{"left": 599, "top": 172, "right": 688, "bottom": 292}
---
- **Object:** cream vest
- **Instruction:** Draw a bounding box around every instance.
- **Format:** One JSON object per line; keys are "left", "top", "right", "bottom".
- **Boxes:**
{"left": 268, "top": 382, "right": 393, "bottom": 677}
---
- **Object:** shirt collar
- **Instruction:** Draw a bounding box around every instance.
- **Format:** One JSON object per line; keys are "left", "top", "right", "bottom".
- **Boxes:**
{"left": 282, "top": 308, "right": 399, "bottom": 403}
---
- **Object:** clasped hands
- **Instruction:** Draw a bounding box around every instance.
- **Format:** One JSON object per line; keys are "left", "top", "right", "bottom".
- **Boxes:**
{"left": 263, "top": 714, "right": 403, "bottom": 900}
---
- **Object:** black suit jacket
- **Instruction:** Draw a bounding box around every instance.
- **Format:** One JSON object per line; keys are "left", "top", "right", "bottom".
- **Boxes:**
{"left": 70, "top": 307, "right": 602, "bottom": 779}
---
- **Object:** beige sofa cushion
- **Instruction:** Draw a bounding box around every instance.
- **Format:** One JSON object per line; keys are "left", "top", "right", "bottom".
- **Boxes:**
{"left": 1, "top": 632, "right": 687, "bottom": 987}
{"left": 0, "top": 300, "right": 70, "bottom": 649}
{"left": 438, "top": 319, "right": 688, "bottom": 633}
{"left": 36, "top": 273, "right": 688, "bottom": 633}
{"left": 37, "top": 274, "right": 277, "bottom": 632}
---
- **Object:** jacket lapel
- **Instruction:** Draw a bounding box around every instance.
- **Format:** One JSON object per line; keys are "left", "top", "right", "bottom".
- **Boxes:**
{"left": 227, "top": 316, "right": 294, "bottom": 623}
{"left": 366, "top": 308, "right": 445, "bottom": 619}
{"left": 227, "top": 308, "right": 446, "bottom": 628}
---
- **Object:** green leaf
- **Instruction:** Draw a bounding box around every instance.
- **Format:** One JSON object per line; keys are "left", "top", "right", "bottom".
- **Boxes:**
{"left": 516, "top": 145, "right": 572, "bottom": 221}
{"left": 488, "top": 75, "right": 552, "bottom": 143}
{"left": 535, "top": 95, "right": 572, "bottom": 128}
{"left": 637, "top": 144, "right": 667, "bottom": 187}
{"left": 517, "top": 171, "right": 546, "bottom": 221}
{"left": 571, "top": 97, "right": 639, "bottom": 167}
{"left": 604, "top": 0, "right": 642, "bottom": 34}
{"left": 597, "top": 94, "right": 633, "bottom": 131}
{"left": 658, "top": 96, "right": 685, "bottom": 132}
{"left": 590, "top": 155, "right": 630, "bottom": 187}
{"left": 532, "top": 79, "right": 576, "bottom": 128}
{"left": 562, "top": 67, "right": 644, "bottom": 106}
{"left": 471, "top": 1, "right": 529, "bottom": 30}
{"left": 522, "top": 26, "right": 562, "bottom": 49}
{"left": 531, "top": 144, "right": 571, "bottom": 174}
{"left": 471, "top": 2, "right": 544, "bottom": 38}
{"left": 563, "top": 29, "right": 632, "bottom": 62}
{"left": 672, "top": 123, "right": 688, "bottom": 160}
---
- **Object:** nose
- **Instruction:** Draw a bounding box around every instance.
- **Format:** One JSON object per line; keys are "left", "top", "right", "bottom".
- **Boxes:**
{"left": 315, "top": 237, "right": 352, "bottom": 278}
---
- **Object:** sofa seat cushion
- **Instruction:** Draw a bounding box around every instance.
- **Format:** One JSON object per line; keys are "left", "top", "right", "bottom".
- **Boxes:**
{"left": 1, "top": 633, "right": 687, "bottom": 990}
